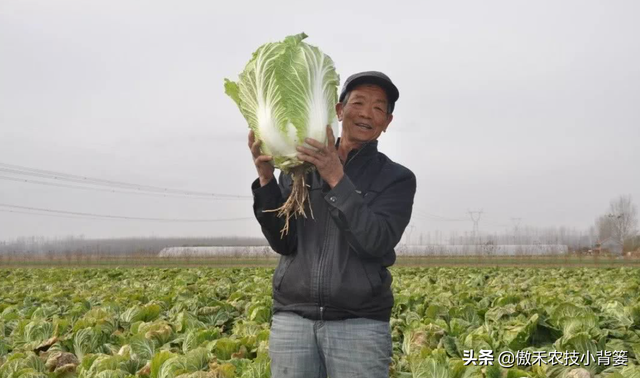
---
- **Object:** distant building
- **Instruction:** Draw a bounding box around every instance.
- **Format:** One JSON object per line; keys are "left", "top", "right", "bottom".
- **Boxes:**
{"left": 396, "top": 244, "right": 569, "bottom": 256}
{"left": 159, "top": 246, "right": 277, "bottom": 258}
{"left": 158, "top": 244, "right": 570, "bottom": 257}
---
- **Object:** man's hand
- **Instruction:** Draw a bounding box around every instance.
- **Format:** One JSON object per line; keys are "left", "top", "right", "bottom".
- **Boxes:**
{"left": 296, "top": 126, "right": 344, "bottom": 188}
{"left": 248, "top": 130, "right": 274, "bottom": 187}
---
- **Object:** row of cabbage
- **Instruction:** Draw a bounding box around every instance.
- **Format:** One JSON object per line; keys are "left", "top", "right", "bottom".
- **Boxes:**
{"left": 1, "top": 267, "right": 640, "bottom": 377}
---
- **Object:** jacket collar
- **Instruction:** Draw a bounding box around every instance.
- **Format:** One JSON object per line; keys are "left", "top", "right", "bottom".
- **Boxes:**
{"left": 335, "top": 137, "right": 379, "bottom": 162}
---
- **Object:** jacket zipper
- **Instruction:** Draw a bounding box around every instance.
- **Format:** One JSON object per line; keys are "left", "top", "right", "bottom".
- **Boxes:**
{"left": 315, "top": 144, "right": 367, "bottom": 321}
{"left": 315, "top": 208, "right": 333, "bottom": 321}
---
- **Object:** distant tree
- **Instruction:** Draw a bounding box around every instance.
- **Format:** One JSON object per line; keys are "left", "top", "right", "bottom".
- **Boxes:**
{"left": 595, "top": 195, "right": 638, "bottom": 251}
{"left": 608, "top": 195, "right": 638, "bottom": 245}
{"left": 595, "top": 214, "right": 615, "bottom": 241}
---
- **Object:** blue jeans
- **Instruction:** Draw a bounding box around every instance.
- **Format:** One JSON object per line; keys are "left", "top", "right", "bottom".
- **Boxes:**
{"left": 269, "top": 312, "right": 392, "bottom": 378}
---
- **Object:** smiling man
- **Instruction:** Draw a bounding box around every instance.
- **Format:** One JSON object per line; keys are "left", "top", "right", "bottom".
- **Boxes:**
{"left": 249, "top": 71, "right": 416, "bottom": 378}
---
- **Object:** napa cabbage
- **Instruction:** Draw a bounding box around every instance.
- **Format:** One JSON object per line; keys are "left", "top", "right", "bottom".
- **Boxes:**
{"left": 224, "top": 33, "right": 340, "bottom": 232}
{"left": 224, "top": 32, "right": 339, "bottom": 171}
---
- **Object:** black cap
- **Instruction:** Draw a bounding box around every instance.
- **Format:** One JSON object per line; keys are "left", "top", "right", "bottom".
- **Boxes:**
{"left": 338, "top": 71, "right": 399, "bottom": 113}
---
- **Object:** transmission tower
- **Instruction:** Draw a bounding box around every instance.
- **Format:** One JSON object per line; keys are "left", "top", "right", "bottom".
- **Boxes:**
{"left": 467, "top": 209, "right": 483, "bottom": 244}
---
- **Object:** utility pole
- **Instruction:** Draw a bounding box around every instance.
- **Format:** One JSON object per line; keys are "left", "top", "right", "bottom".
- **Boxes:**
{"left": 467, "top": 209, "right": 483, "bottom": 244}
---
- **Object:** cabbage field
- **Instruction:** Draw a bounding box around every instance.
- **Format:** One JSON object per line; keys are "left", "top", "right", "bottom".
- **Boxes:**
{"left": 1, "top": 267, "right": 640, "bottom": 378}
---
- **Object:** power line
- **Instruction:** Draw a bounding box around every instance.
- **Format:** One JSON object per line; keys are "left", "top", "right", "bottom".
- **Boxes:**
{"left": 0, "top": 209, "right": 106, "bottom": 221}
{"left": 412, "top": 214, "right": 465, "bottom": 223}
{"left": 413, "top": 208, "right": 466, "bottom": 222}
{"left": 481, "top": 218, "right": 511, "bottom": 228}
{"left": 0, "top": 162, "right": 251, "bottom": 199}
{"left": 0, "top": 203, "right": 254, "bottom": 223}
{"left": 0, "top": 175, "right": 248, "bottom": 201}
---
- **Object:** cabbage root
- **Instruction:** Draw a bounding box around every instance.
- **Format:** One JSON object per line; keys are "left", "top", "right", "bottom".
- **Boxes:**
{"left": 263, "top": 166, "right": 314, "bottom": 237}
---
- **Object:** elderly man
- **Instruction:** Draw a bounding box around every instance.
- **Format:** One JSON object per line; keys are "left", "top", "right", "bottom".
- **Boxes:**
{"left": 248, "top": 71, "right": 416, "bottom": 378}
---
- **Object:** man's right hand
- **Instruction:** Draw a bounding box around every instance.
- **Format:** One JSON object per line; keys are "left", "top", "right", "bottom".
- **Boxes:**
{"left": 248, "top": 130, "right": 274, "bottom": 187}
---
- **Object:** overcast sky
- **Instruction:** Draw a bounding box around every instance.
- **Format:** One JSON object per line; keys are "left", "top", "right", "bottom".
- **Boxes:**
{"left": 1, "top": 0, "right": 638, "bottom": 242}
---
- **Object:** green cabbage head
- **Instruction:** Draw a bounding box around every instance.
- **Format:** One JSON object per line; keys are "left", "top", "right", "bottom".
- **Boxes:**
{"left": 224, "top": 33, "right": 340, "bottom": 172}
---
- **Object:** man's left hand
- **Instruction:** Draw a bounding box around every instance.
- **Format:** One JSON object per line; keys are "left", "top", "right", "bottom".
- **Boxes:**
{"left": 296, "top": 125, "right": 344, "bottom": 188}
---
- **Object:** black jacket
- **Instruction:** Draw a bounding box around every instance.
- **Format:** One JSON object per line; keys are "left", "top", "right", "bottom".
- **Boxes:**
{"left": 251, "top": 140, "right": 416, "bottom": 321}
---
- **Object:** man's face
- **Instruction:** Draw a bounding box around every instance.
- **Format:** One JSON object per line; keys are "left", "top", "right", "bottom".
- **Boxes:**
{"left": 336, "top": 84, "right": 393, "bottom": 145}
